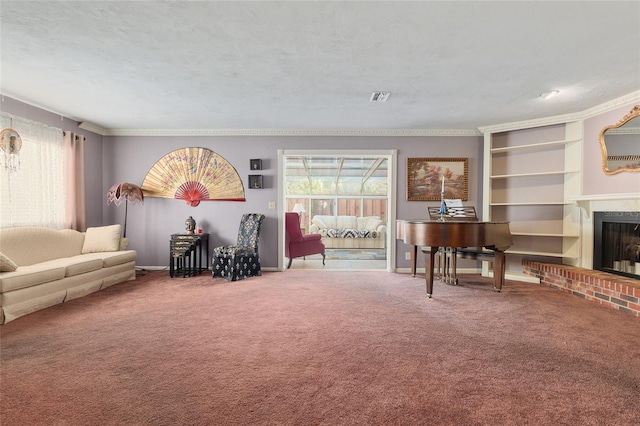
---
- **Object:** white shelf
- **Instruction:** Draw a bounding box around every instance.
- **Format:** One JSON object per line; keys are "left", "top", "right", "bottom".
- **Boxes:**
{"left": 490, "top": 202, "right": 570, "bottom": 206}
{"left": 491, "top": 139, "right": 580, "bottom": 154}
{"left": 491, "top": 170, "right": 580, "bottom": 179}
{"left": 511, "top": 232, "right": 579, "bottom": 238}
{"left": 506, "top": 249, "right": 579, "bottom": 259}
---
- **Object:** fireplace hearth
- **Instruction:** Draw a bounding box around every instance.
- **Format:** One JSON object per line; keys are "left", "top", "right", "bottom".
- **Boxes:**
{"left": 593, "top": 211, "right": 640, "bottom": 279}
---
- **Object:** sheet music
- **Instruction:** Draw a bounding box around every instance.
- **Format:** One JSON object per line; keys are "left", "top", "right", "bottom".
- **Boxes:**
{"left": 444, "top": 199, "right": 466, "bottom": 216}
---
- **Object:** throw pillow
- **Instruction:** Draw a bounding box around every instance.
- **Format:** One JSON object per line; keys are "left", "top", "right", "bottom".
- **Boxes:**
{"left": 312, "top": 216, "right": 329, "bottom": 230}
{"left": 0, "top": 252, "right": 18, "bottom": 272}
{"left": 82, "top": 224, "right": 122, "bottom": 254}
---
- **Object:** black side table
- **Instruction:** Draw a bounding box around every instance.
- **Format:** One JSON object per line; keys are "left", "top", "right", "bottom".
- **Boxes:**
{"left": 170, "top": 233, "right": 209, "bottom": 277}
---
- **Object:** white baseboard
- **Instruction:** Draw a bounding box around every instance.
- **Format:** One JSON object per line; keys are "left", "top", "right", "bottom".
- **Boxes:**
{"left": 395, "top": 267, "right": 481, "bottom": 275}
{"left": 136, "top": 266, "right": 169, "bottom": 271}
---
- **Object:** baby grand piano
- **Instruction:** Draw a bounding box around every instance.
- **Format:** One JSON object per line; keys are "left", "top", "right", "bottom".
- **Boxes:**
{"left": 396, "top": 219, "right": 512, "bottom": 297}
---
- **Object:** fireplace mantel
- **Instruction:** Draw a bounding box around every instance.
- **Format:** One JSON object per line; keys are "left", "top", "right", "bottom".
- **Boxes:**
{"left": 568, "top": 193, "right": 640, "bottom": 269}
{"left": 570, "top": 193, "right": 640, "bottom": 217}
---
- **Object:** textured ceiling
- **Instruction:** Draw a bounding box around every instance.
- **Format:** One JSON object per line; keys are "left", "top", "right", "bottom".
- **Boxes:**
{"left": 1, "top": 1, "right": 639, "bottom": 132}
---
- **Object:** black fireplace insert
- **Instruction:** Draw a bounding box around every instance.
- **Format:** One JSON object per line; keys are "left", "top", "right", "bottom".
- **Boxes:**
{"left": 593, "top": 211, "right": 640, "bottom": 279}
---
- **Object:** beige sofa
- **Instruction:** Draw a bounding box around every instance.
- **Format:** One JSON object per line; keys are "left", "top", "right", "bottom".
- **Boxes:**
{"left": 309, "top": 215, "right": 386, "bottom": 249}
{"left": 0, "top": 225, "right": 136, "bottom": 324}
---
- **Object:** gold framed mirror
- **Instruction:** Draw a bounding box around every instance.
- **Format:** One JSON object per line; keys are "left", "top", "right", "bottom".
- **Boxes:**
{"left": 599, "top": 105, "right": 640, "bottom": 175}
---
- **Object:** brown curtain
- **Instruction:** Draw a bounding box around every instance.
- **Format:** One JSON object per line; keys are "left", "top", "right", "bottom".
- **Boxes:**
{"left": 64, "top": 131, "right": 86, "bottom": 231}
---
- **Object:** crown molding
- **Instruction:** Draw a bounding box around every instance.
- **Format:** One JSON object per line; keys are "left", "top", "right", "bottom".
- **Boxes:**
{"left": 9, "top": 90, "right": 640, "bottom": 138}
{"left": 78, "top": 121, "right": 109, "bottom": 135}
{"left": 89, "top": 90, "right": 640, "bottom": 137}
{"left": 478, "top": 112, "right": 584, "bottom": 133}
{"left": 579, "top": 91, "right": 640, "bottom": 120}
{"left": 97, "top": 128, "right": 483, "bottom": 137}
{"left": 478, "top": 90, "right": 640, "bottom": 133}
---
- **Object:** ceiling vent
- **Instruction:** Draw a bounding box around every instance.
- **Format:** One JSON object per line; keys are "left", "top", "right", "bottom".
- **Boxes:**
{"left": 370, "top": 92, "right": 391, "bottom": 102}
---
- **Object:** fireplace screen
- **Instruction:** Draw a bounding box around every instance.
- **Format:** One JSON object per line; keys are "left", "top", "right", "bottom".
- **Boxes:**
{"left": 593, "top": 212, "right": 640, "bottom": 278}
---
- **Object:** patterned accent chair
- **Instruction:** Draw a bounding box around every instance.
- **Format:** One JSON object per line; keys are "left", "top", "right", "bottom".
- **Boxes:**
{"left": 285, "top": 212, "right": 326, "bottom": 269}
{"left": 212, "top": 213, "right": 265, "bottom": 281}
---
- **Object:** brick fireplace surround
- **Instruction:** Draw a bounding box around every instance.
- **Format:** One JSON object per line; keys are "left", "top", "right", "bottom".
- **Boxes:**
{"left": 523, "top": 261, "right": 640, "bottom": 317}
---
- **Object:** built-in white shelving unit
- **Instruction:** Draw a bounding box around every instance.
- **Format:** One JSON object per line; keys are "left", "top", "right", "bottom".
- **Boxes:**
{"left": 481, "top": 121, "right": 583, "bottom": 280}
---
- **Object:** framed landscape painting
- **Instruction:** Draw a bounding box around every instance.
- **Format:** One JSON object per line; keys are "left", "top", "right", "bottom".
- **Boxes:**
{"left": 407, "top": 157, "right": 468, "bottom": 201}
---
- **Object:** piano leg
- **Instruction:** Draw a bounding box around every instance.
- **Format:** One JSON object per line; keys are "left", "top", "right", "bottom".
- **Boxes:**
{"left": 440, "top": 248, "right": 449, "bottom": 282}
{"left": 493, "top": 250, "right": 506, "bottom": 292}
{"left": 424, "top": 246, "right": 437, "bottom": 297}
{"left": 410, "top": 245, "right": 418, "bottom": 277}
{"left": 449, "top": 248, "right": 458, "bottom": 285}
{"left": 436, "top": 249, "right": 443, "bottom": 279}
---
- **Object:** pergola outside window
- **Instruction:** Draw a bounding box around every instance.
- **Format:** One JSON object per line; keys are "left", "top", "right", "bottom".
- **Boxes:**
{"left": 284, "top": 156, "right": 388, "bottom": 233}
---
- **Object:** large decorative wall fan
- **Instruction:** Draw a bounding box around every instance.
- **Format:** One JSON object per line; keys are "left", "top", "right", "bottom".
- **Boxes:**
{"left": 141, "top": 147, "right": 245, "bottom": 206}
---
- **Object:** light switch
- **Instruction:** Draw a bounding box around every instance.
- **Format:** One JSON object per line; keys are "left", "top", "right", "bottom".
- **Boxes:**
{"left": 268, "top": 202, "right": 276, "bottom": 209}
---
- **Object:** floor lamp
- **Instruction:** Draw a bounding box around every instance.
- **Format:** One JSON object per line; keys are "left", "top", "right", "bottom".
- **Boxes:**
{"left": 292, "top": 203, "right": 306, "bottom": 231}
{"left": 106, "top": 182, "right": 144, "bottom": 238}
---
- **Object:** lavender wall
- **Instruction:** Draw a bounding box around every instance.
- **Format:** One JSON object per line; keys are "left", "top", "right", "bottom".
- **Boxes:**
{"left": 583, "top": 102, "right": 640, "bottom": 195}
{"left": 6, "top": 95, "right": 636, "bottom": 270}
{"left": 1, "top": 96, "right": 483, "bottom": 269}
{"left": 103, "top": 135, "right": 483, "bottom": 269}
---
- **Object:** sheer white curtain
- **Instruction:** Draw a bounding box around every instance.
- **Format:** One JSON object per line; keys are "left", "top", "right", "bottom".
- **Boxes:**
{"left": 0, "top": 113, "right": 65, "bottom": 228}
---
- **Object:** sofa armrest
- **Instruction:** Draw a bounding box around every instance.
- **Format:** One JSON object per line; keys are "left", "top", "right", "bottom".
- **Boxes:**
{"left": 119, "top": 238, "right": 129, "bottom": 251}
{"left": 309, "top": 224, "right": 320, "bottom": 234}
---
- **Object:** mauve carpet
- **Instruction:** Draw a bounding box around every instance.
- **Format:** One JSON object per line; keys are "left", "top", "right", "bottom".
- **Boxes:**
{"left": 1, "top": 270, "right": 639, "bottom": 426}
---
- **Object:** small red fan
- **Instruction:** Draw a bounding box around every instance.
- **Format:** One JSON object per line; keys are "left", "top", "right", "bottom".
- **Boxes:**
{"left": 175, "top": 181, "right": 210, "bottom": 207}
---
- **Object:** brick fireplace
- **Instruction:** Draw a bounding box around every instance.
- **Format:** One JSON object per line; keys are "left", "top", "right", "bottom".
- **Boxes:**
{"left": 523, "top": 260, "right": 640, "bottom": 317}
{"left": 523, "top": 195, "right": 640, "bottom": 316}
{"left": 570, "top": 193, "right": 640, "bottom": 270}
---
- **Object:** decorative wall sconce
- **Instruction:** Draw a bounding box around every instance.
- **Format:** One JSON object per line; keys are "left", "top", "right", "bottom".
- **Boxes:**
{"left": 248, "top": 175, "right": 263, "bottom": 189}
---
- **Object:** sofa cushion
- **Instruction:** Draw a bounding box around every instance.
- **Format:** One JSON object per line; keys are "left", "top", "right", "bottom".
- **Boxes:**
{"left": 335, "top": 216, "right": 357, "bottom": 229}
{"left": 101, "top": 251, "right": 137, "bottom": 268}
{"left": 82, "top": 225, "right": 122, "bottom": 254}
{"left": 0, "top": 252, "right": 18, "bottom": 272}
{"left": 81, "top": 250, "right": 137, "bottom": 268}
{"left": 0, "top": 227, "right": 85, "bottom": 267}
{"left": 0, "top": 264, "right": 67, "bottom": 293}
{"left": 64, "top": 257, "right": 104, "bottom": 277}
{"left": 312, "top": 215, "right": 334, "bottom": 230}
{"left": 357, "top": 216, "right": 383, "bottom": 231}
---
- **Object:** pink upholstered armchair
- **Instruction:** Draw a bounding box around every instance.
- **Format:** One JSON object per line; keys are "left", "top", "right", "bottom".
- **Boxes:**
{"left": 285, "top": 212, "right": 326, "bottom": 269}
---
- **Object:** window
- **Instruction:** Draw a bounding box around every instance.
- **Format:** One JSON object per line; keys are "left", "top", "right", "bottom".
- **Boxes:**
{"left": 0, "top": 113, "right": 65, "bottom": 228}
{"left": 284, "top": 155, "right": 389, "bottom": 231}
